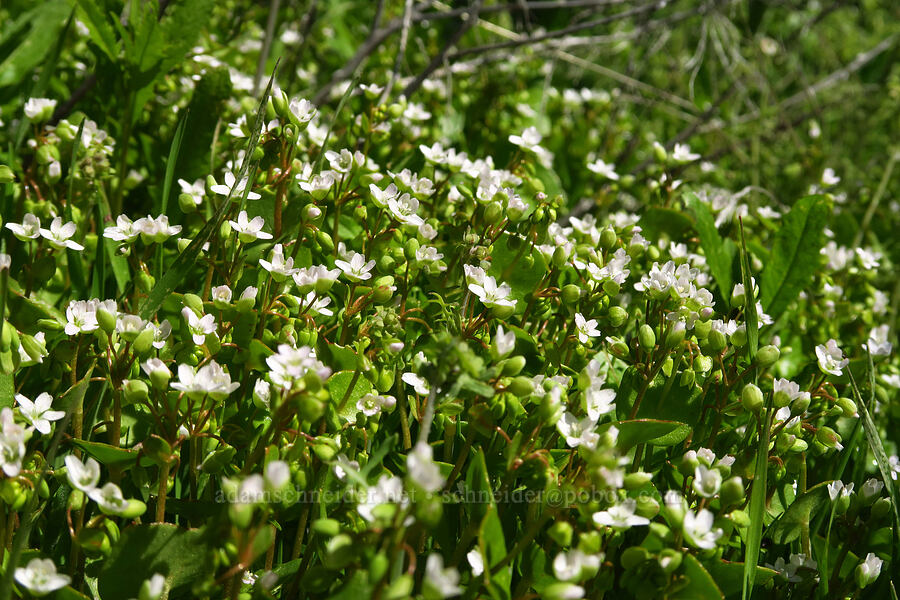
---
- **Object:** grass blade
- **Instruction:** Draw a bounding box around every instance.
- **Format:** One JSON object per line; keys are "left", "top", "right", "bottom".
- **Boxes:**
{"left": 685, "top": 191, "right": 734, "bottom": 307}
{"left": 742, "top": 404, "right": 771, "bottom": 600}
{"left": 65, "top": 118, "right": 88, "bottom": 298}
{"left": 313, "top": 75, "right": 359, "bottom": 174}
{"left": 738, "top": 218, "right": 758, "bottom": 358}
{"left": 155, "top": 109, "right": 190, "bottom": 281}
{"left": 139, "top": 62, "right": 279, "bottom": 320}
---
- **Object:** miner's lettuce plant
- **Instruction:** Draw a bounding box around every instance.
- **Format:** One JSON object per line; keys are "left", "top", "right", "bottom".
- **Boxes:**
{"left": 0, "top": 1, "right": 897, "bottom": 599}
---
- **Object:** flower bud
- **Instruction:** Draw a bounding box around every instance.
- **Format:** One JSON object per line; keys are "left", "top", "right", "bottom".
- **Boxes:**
{"left": 507, "top": 376, "right": 533, "bottom": 398}
{"left": 658, "top": 549, "right": 682, "bottom": 574}
{"left": 621, "top": 546, "right": 650, "bottom": 570}
{"left": 791, "top": 394, "right": 810, "bottom": 415}
{"left": 705, "top": 329, "right": 727, "bottom": 353}
{"left": 638, "top": 324, "right": 656, "bottom": 350}
{"left": 741, "top": 383, "right": 764, "bottom": 413}
{"left": 871, "top": 497, "right": 892, "bottom": 520}
{"left": 719, "top": 477, "right": 745, "bottom": 507}
{"left": 816, "top": 426, "right": 843, "bottom": 452}
{"left": 599, "top": 227, "right": 617, "bottom": 250}
{"left": 560, "top": 284, "right": 580, "bottom": 305}
{"left": 757, "top": 345, "right": 780, "bottom": 367}
{"left": 607, "top": 306, "right": 627, "bottom": 328}
{"left": 602, "top": 279, "right": 621, "bottom": 297}
{"left": 501, "top": 355, "right": 526, "bottom": 377}
{"left": 664, "top": 322, "right": 686, "bottom": 349}
{"left": 0, "top": 165, "right": 14, "bottom": 184}
{"left": 122, "top": 379, "right": 150, "bottom": 404}
{"left": 835, "top": 397, "right": 858, "bottom": 418}
{"left": 96, "top": 308, "right": 117, "bottom": 335}
{"left": 547, "top": 521, "right": 573, "bottom": 547}
{"left": 693, "top": 319, "right": 712, "bottom": 340}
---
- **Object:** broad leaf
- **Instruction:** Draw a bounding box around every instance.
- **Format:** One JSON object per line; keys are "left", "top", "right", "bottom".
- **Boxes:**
{"left": 769, "top": 481, "right": 831, "bottom": 544}
{"left": 759, "top": 195, "right": 829, "bottom": 321}
{"left": 685, "top": 192, "right": 734, "bottom": 306}
{"left": 612, "top": 419, "right": 691, "bottom": 449}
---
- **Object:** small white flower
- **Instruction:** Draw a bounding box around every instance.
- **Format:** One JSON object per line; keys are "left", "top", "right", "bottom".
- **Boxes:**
{"left": 856, "top": 553, "right": 883, "bottom": 587}
{"left": 89, "top": 482, "right": 129, "bottom": 514}
{"left": 64, "top": 454, "right": 101, "bottom": 493}
{"left": 15, "top": 392, "right": 65, "bottom": 435}
{"left": 229, "top": 211, "right": 273, "bottom": 242}
{"left": 693, "top": 465, "right": 722, "bottom": 498}
{"left": 494, "top": 325, "right": 516, "bottom": 358}
{"left": 210, "top": 171, "right": 261, "bottom": 200}
{"left": 288, "top": 97, "right": 317, "bottom": 123}
{"left": 133, "top": 215, "right": 182, "bottom": 243}
{"left": 65, "top": 300, "right": 99, "bottom": 336}
{"left": 356, "top": 393, "right": 396, "bottom": 417}
{"left": 5, "top": 213, "right": 41, "bottom": 240}
{"left": 553, "top": 549, "right": 601, "bottom": 582}
{"left": 39, "top": 216, "right": 83, "bottom": 251}
{"left": 556, "top": 412, "right": 599, "bottom": 450}
{"left": 266, "top": 344, "right": 331, "bottom": 392}
{"left": 103, "top": 215, "right": 140, "bottom": 243}
{"left": 387, "top": 193, "right": 424, "bottom": 227}
{"left": 592, "top": 499, "right": 650, "bottom": 530}
{"left": 574, "top": 313, "right": 601, "bottom": 344}
{"left": 672, "top": 143, "right": 700, "bottom": 162}
{"left": 178, "top": 178, "right": 205, "bottom": 207}
{"left": 468, "top": 275, "right": 516, "bottom": 309}
{"left": 864, "top": 325, "right": 892, "bottom": 356}
{"left": 587, "top": 158, "right": 619, "bottom": 180}
{"left": 682, "top": 508, "right": 723, "bottom": 549}
{"left": 171, "top": 360, "right": 240, "bottom": 401}
{"left": 584, "top": 386, "right": 615, "bottom": 422}
{"left": 211, "top": 285, "right": 233, "bottom": 306}
{"left": 0, "top": 254, "right": 9, "bottom": 271}
{"left": 334, "top": 252, "right": 375, "bottom": 282}
{"left": 407, "top": 441, "right": 444, "bottom": 493}
{"left": 467, "top": 548, "right": 484, "bottom": 576}
{"left": 424, "top": 554, "right": 462, "bottom": 599}
{"left": 259, "top": 244, "right": 296, "bottom": 281}
{"left": 357, "top": 474, "right": 407, "bottom": 522}
{"left": 402, "top": 372, "right": 430, "bottom": 396}
{"left": 24, "top": 98, "right": 57, "bottom": 121}
{"left": 827, "top": 480, "right": 844, "bottom": 501}
{"left": 14, "top": 558, "right": 70, "bottom": 596}
{"left": 181, "top": 307, "right": 216, "bottom": 345}
{"left": 821, "top": 168, "right": 840, "bottom": 186}
{"left": 815, "top": 339, "right": 848, "bottom": 376}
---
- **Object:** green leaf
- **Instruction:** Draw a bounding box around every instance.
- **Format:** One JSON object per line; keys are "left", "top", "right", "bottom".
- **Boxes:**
{"left": 327, "top": 370, "right": 372, "bottom": 420}
{"left": 488, "top": 233, "right": 548, "bottom": 314}
{"left": 638, "top": 207, "right": 695, "bottom": 243}
{"left": 49, "top": 587, "right": 91, "bottom": 600}
{"left": 742, "top": 407, "right": 771, "bottom": 600}
{"left": 65, "top": 119, "right": 88, "bottom": 298}
{"left": 73, "top": 0, "right": 119, "bottom": 63}
{"left": 0, "top": 1, "right": 71, "bottom": 89}
{"left": 672, "top": 554, "right": 723, "bottom": 600}
{"left": 759, "top": 195, "right": 830, "bottom": 321}
{"left": 139, "top": 64, "right": 278, "bottom": 320}
{"left": 705, "top": 560, "right": 777, "bottom": 597}
{"left": 70, "top": 439, "right": 139, "bottom": 468}
{"left": 612, "top": 419, "right": 691, "bottom": 449}
{"left": 685, "top": 192, "right": 734, "bottom": 306}
{"left": 769, "top": 481, "right": 831, "bottom": 544}
{"left": 0, "top": 374, "right": 12, "bottom": 410}
{"left": 156, "top": 109, "right": 189, "bottom": 280}
{"left": 98, "top": 524, "right": 215, "bottom": 598}
{"left": 738, "top": 219, "right": 758, "bottom": 358}
{"left": 465, "top": 448, "right": 494, "bottom": 522}
{"left": 482, "top": 504, "right": 511, "bottom": 600}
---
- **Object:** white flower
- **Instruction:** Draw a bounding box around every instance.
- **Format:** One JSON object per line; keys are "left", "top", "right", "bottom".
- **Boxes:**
{"left": 402, "top": 372, "right": 430, "bottom": 396}
{"left": 407, "top": 441, "right": 444, "bottom": 493}
{"left": 553, "top": 549, "right": 601, "bottom": 582}
{"left": 574, "top": 313, "right": 601, "bottom": 344}
{"left": 133, "top": 573, "right": 165, "bottom": 600}
{"left": 358, "top": 474, "right": 407, "bottom": 522}
{"left": 693, "top": 465, "right": 722, "bottom": 498}
{"left": 821, "top": 168, "right": 840, "bottom": 186}
{"left": 292, "top": 265, "right": 340, "bottom": 291}
{"left": 584, "top": 386, "right": 615, "bottom": 422}
{"left": 856, "top": 553, "right": 883, "bottom": 586}
{"left": 387, "top": 193, "right": 424, "bottom": 227}
{"left": 467, "top": 548, "right": 484, "bottom": 576}
{"left": 587, "top": 158, "right": 619, "bottom": 180}
{"left": 14, "top": 558, "right": 70, "bottom": 596}
{"left": 773, "top": 378, "right": 810, "bottom": 407}
{"left": 65, "top": 300, "right": 99, "bottom": 336}
{"left": 865, "top": 325, "right": 892, "bottom": 356}
{"left": 133, "top": 215, "right": 182, "bottom": 243}
{"left": 266, "top": 344, "right": 331, "bottom": 392}
{"left": 827, "top": 480, "right": 844, "bottom": 501}
{"left": 178, "top": 178, "right": 205, "bottom": 207}
{"left": 682, "top": 509, "right": 723, "bottom": 549}
{"left": 369, "top": 183, "right": 400, "bottom": 208}
{"left": 463, "top": 264, "right": 487, "bottom": 286}
{"left": 39, "top": 216, "right": 83, "bottom": 250}
{"left": 356, "top": 393, "right": 396, "bottom": 417}
{"left": 103, "top": 215, "right": 140, "bottom": 243}
{"left": 0, "top": 408, "right": 25, "bottom": 477}
{"left": 334, "top": 252, "right": 375, "bottom": 282}
{"left": 65, "top": 454, "right": 101, "bottom": 493}
{"left": 150, "top": 319, "right": 172, "bottom": 349}
{"left": 0, "top": 254, "right": 9, "bottom": 271}
{"left": 468, "top": 275, "right": 516, "bottom": 309}
{"left": 815, "top": 339, "right": 848, "bottom": 376}
{"left": 141, "top": 358, "right": 170, "bottom": 379}
{"left": 259, "top": 244, "right": 296, "bottom": 281}
{"left": 592, "top": 499, "right": 650, "bottom": 530}
{"left": 424, "top": 554, "right": 462, "bottom": 599}
{"left": 211, "top": 285, "right": 232, "bottom": 306}
{"left": 210, "top": 171, "right": 261, "bottom": 200}
{"left": 556, "top": 412, "right": 599, "bottom": 450}
{"left": 855, "top": 247, "right": 881, "bottom": 270}
{"left": 181, "top": 307, "right": 216, "bottom": 345}
{"left": 264, "top": 460, "right": 291, "bottom": 492}
{"left": 229, "top": 211, "right": 272, "bottom": 242}
{"left": 89, "top": 482, "right": 129, "bottom": 514}
{"left": 25, "top": 97, "right": 58, "bottom": 120}
{"left": 672, "top": 143, "right": 700, "bottom": 162}
{"left": 860, "top": 478, "right": 884, "bottom": 501}
{"left": 509, "top": 126, "right": 542, "bottom": 150}
{"left": 253, "top": 379, "right": 272, "bottom": 409}
{"left": 15, "top": 392, "right": 64, "bottom": 435}
{"left": 494, "top": 325, "right": 516, "bottom": 358}
{"left": 171, "top": 360, "right": 240, "bottom": 401}
{"left": 6, "top": 213, "right": 41, "bottom": 240}
{"left": 288, "top": 97, "right": 317, "bottom": 123}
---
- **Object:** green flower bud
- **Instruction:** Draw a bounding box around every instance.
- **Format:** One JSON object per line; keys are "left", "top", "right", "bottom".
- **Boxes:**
{"left": 491, "top": 304, "right": 515, "bottom": 320}
{"left": 96, "top": 308, "right": 117, "bottom": 335}
{"left": 730, "top": 326, "right": 747, "bottom": 348}
{"left": 705, "top": 329, "right": 727, "bottom": 353}
{"left": 728, "top": 509, "right": 751, "bottom": 528}
{"left": 871, "top": 497, "right": 892, "bottom": 520}
{"left": 638, "top": 324, "right": 656, "bottom": 350}
{"left": 621, "top": 546, "right": 650, "bottom": 570}
{"left": 547, "top": 521, "right": 573, "bottom": 547}
{"left": 624, "top": 472, "right": 653, "bottom": 490}
{"left": 501, "top": 355, "right": 526, "bottom": 377}
{"left": 791, "top": 394, "right": 810, "bottom": 415}
{"left": 312, "top": 518, "right": 341, "bottom": 537}
{"left": 560, "top": 284, "right": 581, "bottom": 306}
{"left": 599, "top": 226, "right": 617, "bottom": 250}
{"left": 484, "top": 201, "right": 503, "bottom": 225}
{"left": 507, "top": 376, "right": 533, "bottom": 397}
{"left": 741, "top": 383, "right": 764, "bottom": 413}
{"left": 720, "top": 477, "right": 745, "bottom": 507}
{"left": 658, "top": 549, "right": 682, "bottom": 573}
{"left": 178, "top": 192, "right": 198, "bottom": 213}
{"left": 816, "top": 426, "right": 843, "bottom": 452}
{"left": 757, "top": 345, "right": 780, "bottom": 368}
{"left": 133, "top": 327, "right": 155, "bottom": 355}
{"left": 693, "top": 355, "right": 713, "bottom": 374}
{"left": 602, "top": 279, "right": 621, "bottom": 296}
{"left": 609, "top": 339, "right": 629, "bottom": 359}
{"left": 693, "top": 319, "right": 712, "bottom": 340}
{"left": 634, "top": 496, "right": 660, "bottom": 519}
{"left": 607, "top": 306, "right": 627, "bottom": 327}
{"left": 665, "top": 323, "right": 686, "bottom": 349}
{"left": 835, "top": 397, "right": 858, "bottom": 418}
{"left": 123, "top": 379, "right": 150, "bottom": 404}
{"left": 0, "top": 165, "right": 14, "bottom": 184}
